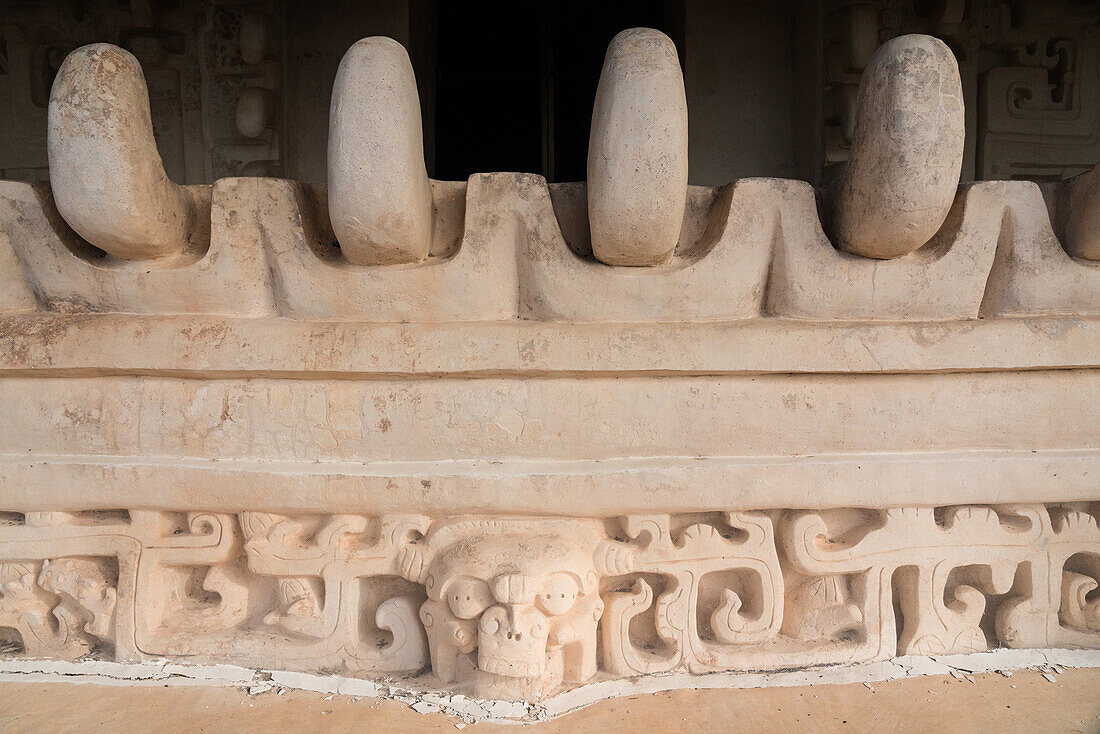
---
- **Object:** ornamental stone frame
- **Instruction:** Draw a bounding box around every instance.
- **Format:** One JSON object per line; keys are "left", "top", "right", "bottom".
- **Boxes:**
{"left": 0, "top": 31, "right": 1098, "bottom": 704}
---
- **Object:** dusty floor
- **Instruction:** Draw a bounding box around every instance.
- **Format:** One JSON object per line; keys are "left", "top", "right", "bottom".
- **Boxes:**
{"left": 0, "top": 667, "right": 1098, "bottom": 733}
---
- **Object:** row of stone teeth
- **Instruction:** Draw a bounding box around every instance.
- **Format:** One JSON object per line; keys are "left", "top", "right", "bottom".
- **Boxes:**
{"left": 44, "top": 30, "right": 1097, "bottom": 267}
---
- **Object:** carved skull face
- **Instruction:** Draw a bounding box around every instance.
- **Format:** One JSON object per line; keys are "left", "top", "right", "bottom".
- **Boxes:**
{"left": 423, "top": 526, "right": 603, "bottom": 699}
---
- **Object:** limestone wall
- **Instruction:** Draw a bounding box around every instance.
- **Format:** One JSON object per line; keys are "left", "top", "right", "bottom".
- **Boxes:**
{"left": 0, "top": 25, "right": 1097, "bottom": 706}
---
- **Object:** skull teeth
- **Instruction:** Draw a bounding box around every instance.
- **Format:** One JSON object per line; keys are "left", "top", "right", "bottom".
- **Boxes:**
{"left": 479, "top": 657, "right": 544, "bottom": 678}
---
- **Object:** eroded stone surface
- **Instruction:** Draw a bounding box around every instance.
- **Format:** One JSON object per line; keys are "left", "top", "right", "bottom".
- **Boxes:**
{"left": 2, "top": 31, "right": 1099, "bottom": 709}
{"left": 4, "top": 170, "right": 1098, "bottom": 319}
{"left": 1050, "top": 164, "right": 1100, "bottom": 261}
{"left": 827, "top": 34, "right": 964, "bottom": 259}
{"left": 981, "top": 181, "right": 1100, "bottom": 316}
{"left": 0, "top": 505, "right": 1096, "bottom": 702}
{"left": 4, "top": 36, "right": 1094, "bottom": 320}
{"left": 587, "top": 28, "right": 688, "bottom": 266}
{"left": 0, "top": 180, "right": 267, "bottom": 315}
{"left": 47, "top": 44, "right": 199, "bottom": 261}
{"left": 327, "top": 37, "right": 433, "bottom": 266}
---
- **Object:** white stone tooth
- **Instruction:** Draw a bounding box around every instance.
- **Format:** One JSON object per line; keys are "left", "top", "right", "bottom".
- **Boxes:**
{"left": 327, "top": 36, "right": 432, "bottom": 266}
{"left": 236, "top": 87, "right": 275, "bottom": 140}
{"left": 47, "top": 43, "right": 196, "bottom": 260}
{"left": 1056, "top": 164, "right": 1100, "bottom": 260}
{"left": 829, "top": 34, "right": 964, "bottom": 259}
{"left": 239, "top": 11, "right": 275, "bottom": 66}
{"left": 587, "top": 27, "right": 688, "bottom": 267}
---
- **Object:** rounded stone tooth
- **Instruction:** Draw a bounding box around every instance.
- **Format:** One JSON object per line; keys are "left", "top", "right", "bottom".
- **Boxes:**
{"left": 587, "top": 28, "right": 688, "bottom": 267}
{"left": 1057, "top": 165, "right": 1100, "bottom": 260}
{"left": 239, "top": 11, "right": 275, "bottom": 66}
{"left": 48, "top": 43, "right": 195, "bottom": 260}
{"left": 236, "top": 87, "right": 275, "bottom": 139}
{"left": 829, "top": 34, "right": 964, "bottom": 259}
{"left": 328, "top": 36, "right": 432, "bottom": 266}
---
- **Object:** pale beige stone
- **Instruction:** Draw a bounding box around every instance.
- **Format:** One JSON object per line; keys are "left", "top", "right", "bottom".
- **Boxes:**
{"left": 0, "top": 179, "right": 270, "bottom": 315}
{"left": 328, "top": 37, "right": 433, "bottom": 265}
{"left": 828, "top": 34, "right": 964, "bottom": 259}
{"left": 1049, "top": 164, "right": 1100, "bottom": 260}
{"left": 767, "top": 180, "right": 999, "bottom": 320}
{"left": 999, "top": 508, "right": 1100, "bottom": 649}
{"left": 1, "top": 32, "right": 1099, "bottom": 708}
{"left": 256, "top": 176, "right": 507, "bottom": 321}
{"left": 783, "top": 506, "right": 1100, "bottom": 656}
{"left": 526, "top": 180, "right": 769, "bottom": 321}
{"left": 7, "top": 168, "right": 1089, "bottom": 321}
{"left": 1, "top": 505, "right": 1096, "bottom": 703}
{"left": 399, "top": 518, "right": 610, "bottom": 699}
{"left": 0, "top": 225, "right": 36, "bottom": 314}
{"left": 47, "top": 44, "right": 199, "bottom": 261}
{"left": 981, "top": 181, "right": 1100, "bottom": 316}
{"left": 4, "top": 371, "right": 1096, "bottom": 465}
{"left": 587, "top": 28, "right": 688, "bottom": 266}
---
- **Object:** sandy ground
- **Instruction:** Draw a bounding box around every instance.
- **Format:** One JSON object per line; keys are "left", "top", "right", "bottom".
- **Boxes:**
{"left": 0, "top": 667, "right": 1098, "bottom": 733}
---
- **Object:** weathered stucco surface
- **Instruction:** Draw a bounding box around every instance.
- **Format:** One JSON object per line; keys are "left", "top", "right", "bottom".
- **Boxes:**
{"left": 0, "top": 32, "right": 1098, "bottom": 706}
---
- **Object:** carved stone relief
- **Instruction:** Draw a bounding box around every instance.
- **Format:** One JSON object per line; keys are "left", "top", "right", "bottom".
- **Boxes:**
{"left": 0, "top": 17, "right": 1098, "bottom": 713}
{"left": 1, "top": 505, "right": 1096, "bottom": 701}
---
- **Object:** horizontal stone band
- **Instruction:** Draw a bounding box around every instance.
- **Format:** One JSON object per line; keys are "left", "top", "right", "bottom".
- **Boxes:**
{"left": 1, "top": 504, "right": 1096, "bottom": 701}
{"left": 0, "top": 451, "right": 1096, "bottom": 516}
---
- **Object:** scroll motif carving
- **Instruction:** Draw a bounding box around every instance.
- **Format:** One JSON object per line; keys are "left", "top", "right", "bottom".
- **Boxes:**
{"left": 997, "top": 506, "right": 1100, "bottom": 648}
{"left": 0, "top": 504, "right": 1096, "bottom": 701}
{"left": 601, "top": 512, "right": 794, "bottom": 675}
{"left": 783, "top": 506, "right": 1047, "bottom": 655}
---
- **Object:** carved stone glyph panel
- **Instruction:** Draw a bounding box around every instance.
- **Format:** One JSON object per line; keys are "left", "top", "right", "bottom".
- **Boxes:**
{"left": 0, "top": 505, "right": 1096, "bottom": 701}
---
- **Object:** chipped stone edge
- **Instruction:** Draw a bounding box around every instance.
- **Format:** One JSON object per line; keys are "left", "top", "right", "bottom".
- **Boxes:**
{"left": 0, "top": 649, "right": 1097, "bottom": 724}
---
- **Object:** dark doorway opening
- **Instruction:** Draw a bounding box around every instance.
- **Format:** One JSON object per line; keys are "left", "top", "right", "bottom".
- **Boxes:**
{"left": 431, "top": 0, "right": 684, "bottom": 182}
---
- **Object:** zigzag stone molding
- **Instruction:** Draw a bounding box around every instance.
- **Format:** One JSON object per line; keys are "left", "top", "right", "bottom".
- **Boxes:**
{"left": 3, "top": 172, "right": 1098, "bottom": 321}
{"left": 0, "top": 505, "right": 1096, "bottom": 701}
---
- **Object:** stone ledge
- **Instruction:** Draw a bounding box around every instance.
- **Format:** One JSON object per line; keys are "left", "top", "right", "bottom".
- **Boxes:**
{"left": 4, "top": 173, "right": 1099, "bottom": 322}
{"left": 1, "top": 649, "right": 1097, "bottom": 723}
{"left": 0, "top": 450, "right": 1096, "bottom": 515}
{"left": 2, "top": 315, "right": 1099, "bottom": 375}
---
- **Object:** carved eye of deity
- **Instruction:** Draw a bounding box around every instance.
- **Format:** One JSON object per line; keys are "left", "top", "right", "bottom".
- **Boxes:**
{"left": 536, "top": 573, "right": 580, "bottom": 616}
{"left": 446, "top": 577, "right": 494, "bottom": 619}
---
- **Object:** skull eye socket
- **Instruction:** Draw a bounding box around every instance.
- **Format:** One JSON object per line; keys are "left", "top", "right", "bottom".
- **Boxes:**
{"left": 446, "top": 578, "right": 493, "bottom": 619}
{"left": 537, "top": 573, "right": 580, "bottom": 616}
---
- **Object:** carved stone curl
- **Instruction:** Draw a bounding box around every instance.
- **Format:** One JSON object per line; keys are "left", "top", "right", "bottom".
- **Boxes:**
{"left": 0, "top": 504, "right": 1097, "bottom": 703}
